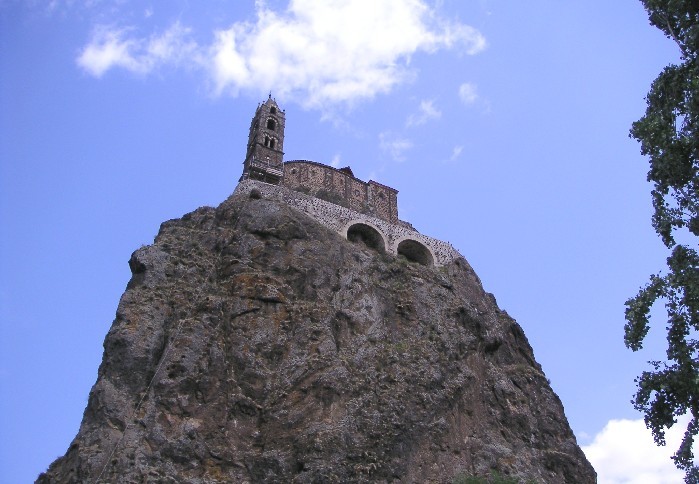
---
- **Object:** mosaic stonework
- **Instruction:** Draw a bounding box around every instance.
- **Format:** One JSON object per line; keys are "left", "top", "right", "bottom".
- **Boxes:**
{"left": 282, "top": 160, "right": 398, "bottom": 222}
{"left": 233, "top": 180, "right": 462, "bottom": 267}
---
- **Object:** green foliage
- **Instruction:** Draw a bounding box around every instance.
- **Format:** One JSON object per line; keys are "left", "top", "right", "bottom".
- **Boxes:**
{"left": 626, "top": 1, "right": 699, "bottom": 481}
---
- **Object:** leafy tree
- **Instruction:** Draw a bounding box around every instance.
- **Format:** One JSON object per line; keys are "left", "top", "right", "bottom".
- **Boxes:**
{"left": 625, "top": 1, "right": 699, "bottom": 481}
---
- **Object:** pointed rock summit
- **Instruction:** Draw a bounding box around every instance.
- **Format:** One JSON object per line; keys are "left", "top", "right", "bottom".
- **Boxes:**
{"left": 39, "top": 100, "right": 595, "bottom": 483}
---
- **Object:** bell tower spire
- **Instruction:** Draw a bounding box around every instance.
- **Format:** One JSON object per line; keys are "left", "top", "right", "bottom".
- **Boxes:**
{"left": 240, "top": 96, "right": 285, "bottom": 184}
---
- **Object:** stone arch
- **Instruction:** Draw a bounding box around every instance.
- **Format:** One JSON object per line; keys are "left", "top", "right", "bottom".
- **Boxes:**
{"left": 264, "top": 136, "right": 278, "bottom": 149}
{"left": 397, "top": 239, "right": 434, "bottom": 266}
{"left": 344, "top": 222, "right": 386, "bottom": 253}
{"left": 267, "top": 118, "right": 276, "bottom": 130}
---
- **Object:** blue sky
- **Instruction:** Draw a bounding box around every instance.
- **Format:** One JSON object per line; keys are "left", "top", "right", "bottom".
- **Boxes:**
{"left": 0, "top": 1, "right": 687, "bottom": 482}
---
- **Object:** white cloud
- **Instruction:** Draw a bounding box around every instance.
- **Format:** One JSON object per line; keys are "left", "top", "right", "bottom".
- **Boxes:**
{"left": 76, "top": 0, "right": 486, "bottom": 108}
{"left": 582, "top": 418, "right": 687, "bottom": 484}
{"left": 77, "top": 27, "right": 140, "bottom": 77}
{"left": 77, "top": 22, "right": 196, "bottom": 77}
{"left": 406, "top": 99, "right": 441, "bottom": 127}
{"left": 458, "top": 82, "right": 478, "bottom": 105}
{"left": 449, "top": 145, "right": 463, "bottom": 161}
{"left": 209, "top": 0, "right": 485, "bottom": 107}
{"left": 330, "top": 154, "right": 341, "bottom": 168}
{"left": 379, "top": 131, "right": 413, "bottom": 162}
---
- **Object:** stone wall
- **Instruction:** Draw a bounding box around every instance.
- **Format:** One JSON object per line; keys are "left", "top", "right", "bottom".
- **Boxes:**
{"left": 282, "top": 161, "right": 398, "bottom": 223}
{"left": 234, "top": 179, "right": 461, "bottom": 267}
{"left": 368, "top": 180, "right": 398, "bottom": 222}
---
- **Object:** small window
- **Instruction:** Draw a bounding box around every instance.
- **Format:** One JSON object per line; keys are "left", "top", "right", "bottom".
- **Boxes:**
{"left": 270, "top": 139, "right": 276, "bottom": 149}
{"left": 270, "top": 107, "right": 277, "bottom": 114}
{"left": 267, "top": 119, "right": 276, "bottom": 130}
{"left": 264, "top": 136, "right": 270, "bottom": 147}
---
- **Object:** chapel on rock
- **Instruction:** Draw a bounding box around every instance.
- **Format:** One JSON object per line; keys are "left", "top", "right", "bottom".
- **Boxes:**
{"left": 235, "top": 96, "right": 460, "bottom": 267}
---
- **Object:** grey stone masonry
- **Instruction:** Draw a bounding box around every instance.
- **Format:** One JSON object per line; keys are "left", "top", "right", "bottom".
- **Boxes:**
{"left": 234, "top": 179, "right": 462, "bottom": 267}
{"left": 282, "top": 160, "right": 398, "bottom": 223}
{"left": 241, "top": 96, "right": 286, "bottom": 184}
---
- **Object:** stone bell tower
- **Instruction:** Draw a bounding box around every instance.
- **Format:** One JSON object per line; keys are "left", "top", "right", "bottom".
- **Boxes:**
{"left": 240, "top": 95, "right": 286, "bottom": 184}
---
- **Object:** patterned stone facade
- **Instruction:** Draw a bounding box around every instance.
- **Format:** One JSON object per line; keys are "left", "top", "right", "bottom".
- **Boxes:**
{"left": 282, "top": 160, "right": 398, "bottom": 223}
{"left": 233, "top": 180, "right": 462, "bottom": 267}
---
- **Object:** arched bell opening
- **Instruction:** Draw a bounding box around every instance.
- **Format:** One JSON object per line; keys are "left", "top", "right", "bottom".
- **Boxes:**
{"left": 346, "top": 223, "right": 385, "bottom": 253}
{"left": 397, "top": 239, "right": 433, "bottom": 266}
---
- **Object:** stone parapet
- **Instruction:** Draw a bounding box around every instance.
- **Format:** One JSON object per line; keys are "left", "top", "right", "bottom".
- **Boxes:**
{"left": 234, "top": 179, "right": 462, "bottom": 267}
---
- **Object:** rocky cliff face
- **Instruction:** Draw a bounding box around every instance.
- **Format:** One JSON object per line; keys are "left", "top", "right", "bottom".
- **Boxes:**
{"left": 39, "top": 190, "right": 595, "bottom": 483}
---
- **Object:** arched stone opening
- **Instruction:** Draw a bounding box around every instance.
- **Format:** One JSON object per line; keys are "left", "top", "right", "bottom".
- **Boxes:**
{"left": 347, "top": 223, "right": 385, "bottom": 253}
{"left": 397, "top": 239, "right": 433, "bottom": 266}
